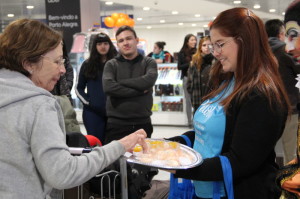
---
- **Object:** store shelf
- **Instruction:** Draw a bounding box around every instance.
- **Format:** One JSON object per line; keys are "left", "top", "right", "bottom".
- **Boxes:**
{"left": 151, "top": 63, "right": 187, "bottom": 126}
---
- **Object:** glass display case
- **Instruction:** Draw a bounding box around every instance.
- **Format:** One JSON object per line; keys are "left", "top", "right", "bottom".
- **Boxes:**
{"left": 151, "top": 63, "right": 188, "bottom": 126}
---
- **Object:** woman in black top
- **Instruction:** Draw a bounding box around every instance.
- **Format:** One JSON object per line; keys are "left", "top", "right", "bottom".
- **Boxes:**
{"left": 177, "top": 34, "right": 197, "bottom": 128}
{"left": 187, "top": 36, "right": 214, "bottom": 115}
{"left": 169, "top": 8, "right": 290, "bottom": 199}
{"left": 76, "top": 33, "right": 117, "bottom": 143}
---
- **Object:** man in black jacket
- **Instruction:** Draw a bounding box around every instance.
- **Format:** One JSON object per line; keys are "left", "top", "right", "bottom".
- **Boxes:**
{"left": 103, "top": 25, "right": 158, "bottom": 144}
{"left": 102, "top": 25, "right": 158, "bottom": 199}
{"left": 265, "top": 19, "right": 300, "bottom": 164}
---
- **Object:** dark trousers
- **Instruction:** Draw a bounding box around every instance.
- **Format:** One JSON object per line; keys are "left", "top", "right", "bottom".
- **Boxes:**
{"left": 82, "top": 108, "right": 106, "bottom": 143}
{"left": 104, "top": 122, "right": 153, "bottom": 144}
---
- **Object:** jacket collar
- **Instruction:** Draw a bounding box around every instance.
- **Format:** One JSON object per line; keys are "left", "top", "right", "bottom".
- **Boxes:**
{"left": 116, "top": 53, "right": 143, "bottom": 64}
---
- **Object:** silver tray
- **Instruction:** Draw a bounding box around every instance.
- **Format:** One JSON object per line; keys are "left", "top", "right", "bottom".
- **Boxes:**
{"left": 124, "top": 138, "right": 203, "bottom": 169}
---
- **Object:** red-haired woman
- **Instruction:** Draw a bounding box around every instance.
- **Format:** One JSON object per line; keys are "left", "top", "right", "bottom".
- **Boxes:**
{"left": 187, "top": 36, "right": 214, "bottom": 115}
{"left": 169, "top": 7, "right": 290, "bottom": 199}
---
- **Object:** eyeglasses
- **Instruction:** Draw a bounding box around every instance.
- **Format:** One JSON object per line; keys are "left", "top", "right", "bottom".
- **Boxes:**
{"left": 41, "top": 55, "right": 65, "bottom": 67}
{"left": 208, "top": 38, "right": 234, "bottom": 54}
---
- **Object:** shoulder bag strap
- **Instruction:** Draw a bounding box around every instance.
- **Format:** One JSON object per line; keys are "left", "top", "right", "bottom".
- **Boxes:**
{"left": 219, "top": 155, "right": 234, "bottom": 199}
{"left": 180, "top": 135, "right": 192, "bottom": 147}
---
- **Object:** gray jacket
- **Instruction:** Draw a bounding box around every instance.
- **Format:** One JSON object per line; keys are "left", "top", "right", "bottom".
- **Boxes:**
{"left": 0, "top": 69, "right": 125, "bottom": 198}
{"left": 103, "top": 54, "right": 158, "bottom": 124}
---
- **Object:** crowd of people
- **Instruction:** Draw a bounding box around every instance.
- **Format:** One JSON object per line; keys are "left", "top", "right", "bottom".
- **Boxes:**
{"left": 0, "top": 0, "right": 300, "bottom": 198}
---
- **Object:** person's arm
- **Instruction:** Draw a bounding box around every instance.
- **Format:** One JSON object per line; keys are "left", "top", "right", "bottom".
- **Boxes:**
{"left": 103, "top": 60, "right": 145, "bottom": 97}
{"left": 186, "top": 66, "right": 193, "bottom": 94}
{"left": 75, "top": 62, "right": 89, "bottom": 105}
{"left": 118, "top": 58, "right": 158, "bottom": 91}
{"left": 175, "top": 94, "right": 286, "bottom": 181}
{"left": 31, "top": 99, "right": 147, "bottom": 189}
{"left": 64, "top": 58, "right": 74, "bottom": 91}
{"left": 177, "top": 51, "right": 190, "bottom": 71}
{"left": 166, "top": 130, "right": 195, "bottom": 146}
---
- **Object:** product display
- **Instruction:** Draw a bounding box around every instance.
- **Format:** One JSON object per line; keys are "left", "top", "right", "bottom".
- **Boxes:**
{"left": 151, "top": 63, "right": 188, "bottom": 125}
{"left": 152, "top": 64, "right": 184, "bottom": 113}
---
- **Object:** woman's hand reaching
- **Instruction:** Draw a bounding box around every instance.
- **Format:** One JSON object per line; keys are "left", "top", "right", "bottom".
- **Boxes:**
{"left": 118, "top": 129, "right": 148, "bottom": 153}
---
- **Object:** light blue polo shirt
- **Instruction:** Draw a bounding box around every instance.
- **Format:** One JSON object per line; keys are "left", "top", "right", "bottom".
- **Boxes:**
{"left": 193, "top": 78, "right": 234, "bottom": 198}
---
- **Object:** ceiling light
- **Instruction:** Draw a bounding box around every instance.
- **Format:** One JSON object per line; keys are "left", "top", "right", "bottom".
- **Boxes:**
{"left": 143, "top": 7, "right": 150, "bottom": 11}
{"left": 282, "top": 12, "right": 285, "bottom": 15}
{"left": 195, "top": 14, "right": 201, "bottom": 17}
{"left": 192, "top": 24, "right": 196, "bottom": 27}
{"left": 7, "top": 14, "right": 14, "bottom": 17}
{"left": 269, "top": 9, "right": 276, "bottom": 13}
{"left": 137, "top": 18, "right": 143, "bottom": 21}
{"left": 105, "top": 1, "right": 113, "bottom": 5}
{"left": 26, "top": 5, "right": 34, "bottom": 9}
{"left": 172, "top": 11, "right": 178, "bottom": 15}
{"left": 178, "top": 22, "right": 184, "bottom": 26}
{"left": 203, "top": 24, "right": 208, "bottom": 28}
{"left": 253, "top": 4, "right": 260, "bottom": 9}
{"left": 160, "top": 20, "right": 165, "bottom": 23}
{"left": 233, "top": 1, "right": 241, "bottom": 4}
{"left": 146, "top": 26, "right": 152, "bottom": 29}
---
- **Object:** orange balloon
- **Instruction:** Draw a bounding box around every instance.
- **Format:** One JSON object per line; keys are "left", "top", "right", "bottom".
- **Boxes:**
{"left": 119, "top": 13, "right": 128, "bottom": 19}
{"left": 111, "top": 13, "right": 119, "bottom": 21}
{"left": 115, "top": 18, "right": 126, "bottom": 27}
{"left": 104, "top": 17, "right": 115, "bottom": 28}
{"left": 125, "top": 18, "right": 135, "bottom": 27}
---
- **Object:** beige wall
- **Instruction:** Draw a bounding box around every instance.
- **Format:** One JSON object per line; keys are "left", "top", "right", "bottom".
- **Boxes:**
{"left": 135, "top": 26, "right": 206, "bottom": 56}
{"left": 80, "top": 0, "right": 100, "bottom": 32}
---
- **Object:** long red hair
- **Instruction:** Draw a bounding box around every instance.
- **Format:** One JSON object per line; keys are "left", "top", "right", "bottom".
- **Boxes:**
{"left": 204, "top": 7, "right": 290, "bottom": 113}
{"left": 190, "top": 36, "right": 211, "bottom": 71}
